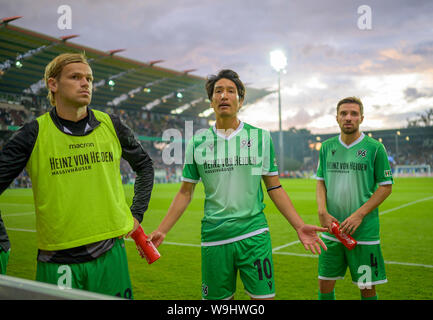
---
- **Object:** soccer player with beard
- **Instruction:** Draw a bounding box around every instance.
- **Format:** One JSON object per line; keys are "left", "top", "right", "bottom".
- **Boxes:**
{"left": 150, "top": 69, "right": 327, "bottom": 300}
{"left": 316, "top": 97, "right": 393, "bottom": 300}
{"left": 0, "top": 53, "right": 154, "bottom": 298}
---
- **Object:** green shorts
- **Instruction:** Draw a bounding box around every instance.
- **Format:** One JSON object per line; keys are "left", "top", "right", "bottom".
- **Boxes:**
{"left": 201, "top": 231, "right": 275, "bottom": 300}
{"left": 36, "top": 238, "right": 133, "bottom": 299}
{"left": 318, "top": 236, "right": 387, "bottom": 289}
{"left": 0, "top": 247, "right": 10, "bottom": 275}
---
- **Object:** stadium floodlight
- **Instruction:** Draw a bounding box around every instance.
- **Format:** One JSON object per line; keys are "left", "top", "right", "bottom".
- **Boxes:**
{"left": 270, "top": 50, "right": 287, "bottom": 72}
{"left": 395, "top": 130, "right": 401, "bottom": 161}
{"left": 270, "top": 49, "right": 287, "bottom": 174}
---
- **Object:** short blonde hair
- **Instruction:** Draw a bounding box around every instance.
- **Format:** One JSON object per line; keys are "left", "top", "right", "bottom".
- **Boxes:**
{"left": 44, "top": 53, "right": 90, "bottom": 106}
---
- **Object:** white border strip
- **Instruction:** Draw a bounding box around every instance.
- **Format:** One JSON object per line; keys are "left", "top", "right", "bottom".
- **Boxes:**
{"left": 352, "top": 279, "right": 388, "bottom": 287}
{"left": 244, "top": 289, "right": 275, "bottom": 299}
{"left": 202, "top": 293, "right": 234, "bottom": 300}
{"left": 212, "top": 121, "right": 244, "bottom": 141}
{"left": 378, "top": 181, "right": 393, "bottom": 185}
{"left": 321, "top": 234, "right": 380, "bottom": 245}
{"left": 318, "top": 276, "right": 344, "bottom": 280}
{"left": 180, "top": 177, "right": 200, "bottom": 184}
{"left": 201, "top": 228, "right": 269, "bottom": 247}
{"left": 263, "top": 171, "right": 279, "bottom": 176}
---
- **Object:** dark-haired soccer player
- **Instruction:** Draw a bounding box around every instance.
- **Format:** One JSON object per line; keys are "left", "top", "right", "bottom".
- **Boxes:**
{"left": 316, "top": 97, "right": 393, "bottom": 300}
{"left": 150, "top": 69, "right": 327, "bottom": 300}
{"left": 0, "top": 53, "right": 154, "bottom": 298}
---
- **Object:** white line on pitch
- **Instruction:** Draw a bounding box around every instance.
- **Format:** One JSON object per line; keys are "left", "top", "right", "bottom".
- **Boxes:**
{"left": 273, "top": 251, "right": 318, "bottom": 258}
{"left": 272, "top": 240, "right": 300, "bottom": 252}
{"left": 163, "top": 241, "right": 201, "bottom": 247}
{"left": 380, "top": 196, "right": 433, "bottom": 215}
{"left": 6, "top": 228, "right": 433, "bottom": 269}
{"left": 384, "top": 261, "right": 433, "bottom": 268}
{"left": 272, "top": 251, "right": 433, "bottom": 268}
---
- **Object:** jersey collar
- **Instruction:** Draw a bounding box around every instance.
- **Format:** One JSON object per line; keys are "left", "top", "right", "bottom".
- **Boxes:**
{"left": 49, "top": 107, "right": 101, "bottom": 136}
{"left": 338, "top": 132, "right": 365, "bottom": 149}
{"left": 212, "top": 121, "right": 244, "bottom": 140}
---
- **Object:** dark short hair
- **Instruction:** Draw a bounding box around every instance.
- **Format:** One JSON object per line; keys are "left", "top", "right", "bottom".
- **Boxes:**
{"left": 205, "top": 69, "right": 246, "bottom": 102}
{"left": 337, "top": 96, "right": 364, "bottom": 115}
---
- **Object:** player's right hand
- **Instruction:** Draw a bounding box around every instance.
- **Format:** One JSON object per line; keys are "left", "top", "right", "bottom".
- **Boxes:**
{"left": 148, "top": 230, "right": 166, "bottom": 248}
{"left": 318, "top": 211, "right": 338, "bottom": 233}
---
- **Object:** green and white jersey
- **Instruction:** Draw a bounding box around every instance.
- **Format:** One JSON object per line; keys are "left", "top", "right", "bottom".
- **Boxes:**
{"left": 182, "top": 122, "right": 278, "bottom": 246}
{"left": 316, "top": 133, "right": 393, "bottom": 242}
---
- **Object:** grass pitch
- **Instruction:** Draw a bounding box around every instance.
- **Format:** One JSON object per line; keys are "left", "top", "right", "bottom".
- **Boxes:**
{"left": 1, "top": 177, "right": 432, "bottom": 300}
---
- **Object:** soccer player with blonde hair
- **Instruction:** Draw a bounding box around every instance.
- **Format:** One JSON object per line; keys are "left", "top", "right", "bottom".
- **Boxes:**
{"left": 0, "top": 52, "right": 154, "bottom": 298}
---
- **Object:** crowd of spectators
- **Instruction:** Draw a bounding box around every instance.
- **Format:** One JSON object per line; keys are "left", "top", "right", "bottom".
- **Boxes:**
{"left": 0, "top": 108, "right": 27, "bottom": 127}
{"left": 1, "top": 104, "right": 208, "bottom": 187}
{"left": 1, "top": 103, "right": 432, "bottom": 188}
{"left": 387, "top": 141, "right": 433, "bottom": 170}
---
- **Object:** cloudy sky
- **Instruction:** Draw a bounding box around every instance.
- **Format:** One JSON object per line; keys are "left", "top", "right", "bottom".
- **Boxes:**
{"left": 1, "top": 0, "right": 433, "bottom": 133}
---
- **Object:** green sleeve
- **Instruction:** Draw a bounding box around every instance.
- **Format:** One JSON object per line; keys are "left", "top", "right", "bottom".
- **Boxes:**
{"left": 182, "top": 138, "right": 200, "bottom": 183}
{"left": 374, "top": 144, "right": 394, "bottom": 185}
{"left": 316, "top": 145, "right": 324, "bottom": 179}
{"left": 262, "top": 130, "right": 278, "bottom": 175}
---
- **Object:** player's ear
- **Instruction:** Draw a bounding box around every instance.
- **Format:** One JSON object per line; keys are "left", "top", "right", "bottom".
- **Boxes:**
{"left": 238, "top": 95, "right": 244, "bottom": 109}
{"left": 47, "top": 77, "right": 58, "bottom": 94}
{"left": 360, "top": 114, "right": 364, "bottom": 123}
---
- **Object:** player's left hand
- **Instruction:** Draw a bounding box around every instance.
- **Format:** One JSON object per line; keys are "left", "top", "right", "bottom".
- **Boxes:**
{"left": 340, "top": 212, "right": 364, "bottom": 235}
{"left": 296, "top": 224, "right": 328, "bottom": 254}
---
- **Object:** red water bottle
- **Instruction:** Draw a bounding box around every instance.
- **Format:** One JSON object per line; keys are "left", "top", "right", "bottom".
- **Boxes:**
{"left": 331, "top": 221, "right": 357, "bottom": 250}
{"left": 131, "top": 225, "right": 161, "bottom": 264}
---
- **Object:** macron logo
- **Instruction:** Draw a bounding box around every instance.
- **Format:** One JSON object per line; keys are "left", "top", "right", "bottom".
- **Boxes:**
{"left": 69, "top": 143, "right": 95, "bottom": 149}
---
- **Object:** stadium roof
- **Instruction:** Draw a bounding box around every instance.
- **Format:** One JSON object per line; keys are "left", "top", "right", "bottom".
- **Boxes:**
{"left": 0, "top": 17, "right": 272, "bottom": 119}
